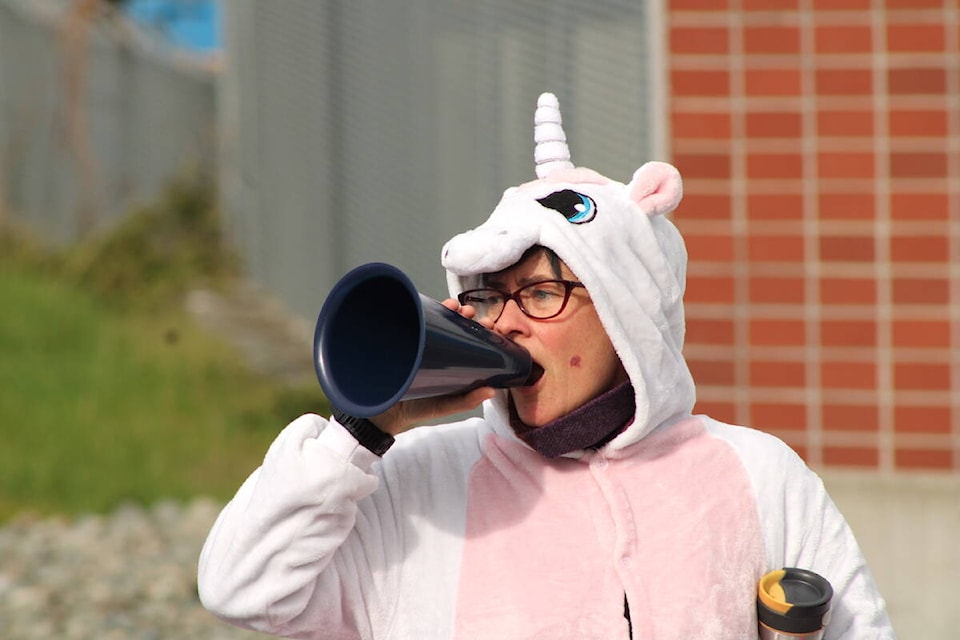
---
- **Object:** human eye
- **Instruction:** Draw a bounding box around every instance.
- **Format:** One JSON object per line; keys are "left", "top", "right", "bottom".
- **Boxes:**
{"left": 526, "top": 282, "right": 564, "bottom": 300}
{"left": 520, "top": 282, "right": 565, "bottom": 315}
{"left": 460, "top": 291, "right": 486, "bottom": 304}
{"left": 482, "top": 290, "right": 505, "bottom": 305}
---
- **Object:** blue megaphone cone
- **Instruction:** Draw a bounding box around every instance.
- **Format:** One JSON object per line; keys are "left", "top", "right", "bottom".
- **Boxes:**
{"left": 314, "top": 263, "right": 532, "bottom": 417}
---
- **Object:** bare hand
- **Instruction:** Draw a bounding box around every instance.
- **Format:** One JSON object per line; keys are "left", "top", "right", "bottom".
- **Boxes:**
{"left": 368, "top": 299, "right": 497, "bottom": 435}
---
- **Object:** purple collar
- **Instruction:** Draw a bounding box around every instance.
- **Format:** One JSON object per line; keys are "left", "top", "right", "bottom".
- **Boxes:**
{"left": 509, "top": 381, "right": 635, "bottom": 458}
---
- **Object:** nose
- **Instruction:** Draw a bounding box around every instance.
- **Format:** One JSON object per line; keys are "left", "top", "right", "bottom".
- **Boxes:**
{"left": 493, "top": 298, "right": 529, "bottom": 337}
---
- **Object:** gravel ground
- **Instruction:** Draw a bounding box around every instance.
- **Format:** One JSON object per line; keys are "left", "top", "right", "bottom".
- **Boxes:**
{"left": 1, "top": 287, "right": 306, "bottom": 639}
{"left": 0, "top": 498, "right": 270, "bottom": 640}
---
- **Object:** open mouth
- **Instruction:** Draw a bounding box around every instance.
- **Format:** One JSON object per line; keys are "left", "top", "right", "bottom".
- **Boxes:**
{"left": 524, "top": 362, "right": 545, "bottom": 386}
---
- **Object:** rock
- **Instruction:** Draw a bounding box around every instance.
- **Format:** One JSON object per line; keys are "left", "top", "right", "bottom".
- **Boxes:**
{"left": 0, "top": 499, "right": 269, "bottom": 639}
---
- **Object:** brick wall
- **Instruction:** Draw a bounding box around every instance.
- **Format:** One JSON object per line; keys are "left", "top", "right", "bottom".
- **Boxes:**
{"left": 668, "top": 0, "right": 959, "bottom": 471}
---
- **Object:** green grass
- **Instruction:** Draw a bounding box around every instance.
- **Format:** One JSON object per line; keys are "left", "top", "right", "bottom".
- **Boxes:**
{"left": 0, "top": 176, "right": 328, "bottom": 522}
{"left": 0, "top": 268, "right": 327, "bottom": 522}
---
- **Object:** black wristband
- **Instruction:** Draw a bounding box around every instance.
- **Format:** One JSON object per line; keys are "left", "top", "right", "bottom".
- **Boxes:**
{"left": 331, "top": 407, "right": 395, "bottom": 456}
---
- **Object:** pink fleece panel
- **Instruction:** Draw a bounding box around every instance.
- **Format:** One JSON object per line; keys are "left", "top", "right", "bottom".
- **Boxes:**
{"left": 453, "top": 417, "right": 765, "bottom": 639}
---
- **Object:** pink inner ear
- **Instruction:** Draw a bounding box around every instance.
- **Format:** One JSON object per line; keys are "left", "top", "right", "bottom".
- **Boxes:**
{"left": 628, "top": 162, "right": 683, "bottom": 217}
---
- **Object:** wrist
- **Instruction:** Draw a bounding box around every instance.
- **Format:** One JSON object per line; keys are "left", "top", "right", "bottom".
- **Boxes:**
{"left": 331, "top": 407, "right": 395, "bottom": 456}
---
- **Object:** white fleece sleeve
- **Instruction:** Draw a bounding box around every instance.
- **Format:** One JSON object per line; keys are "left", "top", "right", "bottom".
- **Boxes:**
{"left": 197, "top": 413, "right": 397, "bottom": 638}
{"left": 702, "top": 417, "right": 896, "bottom": 639}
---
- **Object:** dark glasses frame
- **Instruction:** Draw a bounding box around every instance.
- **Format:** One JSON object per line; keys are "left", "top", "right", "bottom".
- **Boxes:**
{"left": 457, "top": 279, "right": 585, "bottom": 322}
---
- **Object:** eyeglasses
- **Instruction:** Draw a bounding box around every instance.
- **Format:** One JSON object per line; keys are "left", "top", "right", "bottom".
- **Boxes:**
{"left": 457, "top": 280, "right": 586, "bottom": 322}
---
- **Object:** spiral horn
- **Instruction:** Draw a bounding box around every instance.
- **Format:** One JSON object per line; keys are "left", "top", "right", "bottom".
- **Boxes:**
{"left": 534, "top": 92, "right": 574, "bottom": 179}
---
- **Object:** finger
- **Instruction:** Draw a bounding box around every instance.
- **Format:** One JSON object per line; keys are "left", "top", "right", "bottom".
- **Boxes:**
{"left": 475, "top": 315, "right": 495, "bottom": 330}
{"left": 432, "top": 386, "right": 496, "bottom": 417}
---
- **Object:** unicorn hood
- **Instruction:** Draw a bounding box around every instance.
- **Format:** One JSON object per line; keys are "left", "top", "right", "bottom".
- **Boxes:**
{"left": 441, "top": 93, "right": 696, "bottom": 451}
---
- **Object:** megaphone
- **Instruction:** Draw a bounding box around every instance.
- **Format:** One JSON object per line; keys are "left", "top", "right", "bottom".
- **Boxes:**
{"left": 313, "top": 262, "right": 533, "bottom": 418}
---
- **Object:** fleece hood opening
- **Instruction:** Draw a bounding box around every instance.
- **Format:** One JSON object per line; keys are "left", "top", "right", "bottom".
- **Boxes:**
{"left": 441, "top": 93, "right": 696, "bottom": 451}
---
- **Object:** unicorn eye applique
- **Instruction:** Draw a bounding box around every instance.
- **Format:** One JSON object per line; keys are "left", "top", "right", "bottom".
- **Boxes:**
{"left": 537, "top": 189, "right": 597, "bottom": 224}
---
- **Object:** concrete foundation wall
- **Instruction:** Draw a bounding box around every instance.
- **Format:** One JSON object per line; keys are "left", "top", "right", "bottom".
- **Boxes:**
{"left": 821, "top": 471, "right": 960, "bottom": 639}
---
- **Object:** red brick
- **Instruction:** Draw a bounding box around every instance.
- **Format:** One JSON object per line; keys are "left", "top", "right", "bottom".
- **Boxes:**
{"left": 894, "top": 405, "right": 952, "bottom": 434}
{"left": 890, "top": 152, "right": 948, "bottom": 178}
{"left": 820, "top": 235, "right": 875, "bottom": 262}
{"left": 685, "top": 318, "right": 735, "bottom": 346}
{"left": 751, "top": 360, "right": 807, "bottom": 388}
{"left": 750, "top": 319, "right": 807, "bottom": 346}
{"left": 817, "top": 110, "right": 874, "bottom": 137}
{"left": 748, "top": 153, "right": 803, "bottom": 179}
{"left": 744, "top": 0, "right": 799, "bottom": 8}
{"left": 815, "top": 25, "right": 872, "bottom": 54}
{"left": 819, "top": 192, "right": 875, "bottom": 220}
{"left": 821, "top": 361, "right": 876, "bottom": 390}
{"left": 887, "top": 24, "right": 945, "bottom": 53}
{"left": 821, "top": 320, "right": 877, "bottom": 347}
{"left": 674, "top": 153, "right": 732, "bottom": 179}
{"left": 749, "top": 276, "right": 806, "bottom": 304}
{"left": 890, "top": 235, "right": 949, "bottom": 262}
{"left": 678, "top": 193, "right": 732, "bottom": 220}
{"left": 748, "top": 234, "right": 806, "bottom": 262}
{"left": 694, "top": 400, "right": 737, "bottom": 423}
{"left": 889, "top": 110, "right": 949, "bottom": 137}
{"left": 823, "top": 446, "right": 879, "bottom": 468}
{"left": 686, "top": 275, "right": 736, "bottom": 303}
{"left": 751, "top": 402, "right": 807, "bottom": 430}
{"left": 820, "top": 277, "right": 877, "bottom": 305}
{"left": 891, "top": 277, "right": 949, "bottom": 304}
{"left": 816, "top": 69, "right": 873, "bottom": 95}
{"left": 895, "top": 448, "right": 953, "bottom": 471}
{"left": 684, "top": 232, "right": 736, "bottom": 261}
{"left": 885, "top": 0, "right": 944, "bottom": 7}
{"left": 745, "top": 26, "right": 801, "bottom": 54}
{"left": 888, "top": 67, "right": 946, "bottom": 95}
{"left": 670, "top": 0, "right": 730, "bottom": 9}
{"left": 893, "top": 320, "right": 952, "bottom": 349}
{"left": 818, "top": 152, "right": 875, "bottom": 179}
{"left": 688, "top": 359, "right": 736, "bottom": 386}
{"left": 746, "top": 69, "right": 803, "bottom": 96}
{"left": 813, "top": 0, "right": 869, "bottom": 8}
{"left": 746, "top": 111, "right": 803, "bottom": 138}
{"left": 822, "top": 404, "right": 880, "bottom": 431}
{"left": 672, "top": 69, "right": 731, "bottom": 96}
{"left": 672, "top": 112, "right": 732, "bottom": 139}
{"left": 670, "top": 26, "right": 730, "bottom": 55}
{"left": 894, "top": 362, "right": 951, "bottom": 391}
{"left": 890, "top": 192, "right": 949, "bottom": 220}
{"left": 747, "top": 193, "right": 804, "bottom": 221}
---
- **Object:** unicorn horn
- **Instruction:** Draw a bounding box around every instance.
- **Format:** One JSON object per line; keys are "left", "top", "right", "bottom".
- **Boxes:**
{"left": 534, "top": 92, "right": 574, "bottom": 179}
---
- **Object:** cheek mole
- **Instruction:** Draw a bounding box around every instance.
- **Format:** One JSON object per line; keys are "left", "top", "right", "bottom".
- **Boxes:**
{"left": 570, "top": 355, "right": 581, "bottom": 368}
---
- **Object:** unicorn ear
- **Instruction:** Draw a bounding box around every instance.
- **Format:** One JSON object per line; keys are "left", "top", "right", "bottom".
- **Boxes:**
{"left": 627, "top": 161, "right": 683, "bottom": 217}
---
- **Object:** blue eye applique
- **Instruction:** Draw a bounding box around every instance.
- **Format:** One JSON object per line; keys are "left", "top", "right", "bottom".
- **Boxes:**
{"left": 536, "top": 189, "right": 597, "bottom": 224}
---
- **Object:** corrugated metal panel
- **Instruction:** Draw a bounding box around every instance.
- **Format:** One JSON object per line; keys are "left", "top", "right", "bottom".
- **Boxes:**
{"left": 221, "top": 0, "right": 657, "bottom": 322}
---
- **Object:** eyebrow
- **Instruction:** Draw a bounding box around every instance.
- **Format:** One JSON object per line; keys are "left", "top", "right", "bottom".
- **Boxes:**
{"left": 482, "top": 272, "right": 557, "bottom": 289}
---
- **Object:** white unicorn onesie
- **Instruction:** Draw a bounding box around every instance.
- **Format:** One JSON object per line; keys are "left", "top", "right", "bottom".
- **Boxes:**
{"left": 198, "top": 93, "right": 895, "bottom": 639}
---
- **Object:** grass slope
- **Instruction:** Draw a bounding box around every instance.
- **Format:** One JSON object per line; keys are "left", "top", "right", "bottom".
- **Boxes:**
{"left": 0, "top": 269, "right": 327, "bottom": 521}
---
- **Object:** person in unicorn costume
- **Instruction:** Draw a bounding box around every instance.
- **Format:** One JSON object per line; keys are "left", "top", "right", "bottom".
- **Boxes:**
{"left": 199, "top": 94, "right": 894, "bottom": 639}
